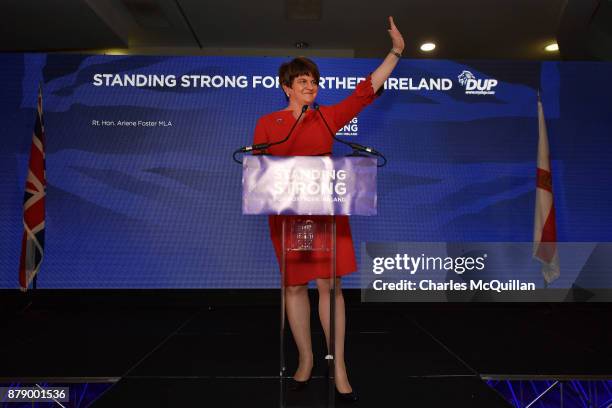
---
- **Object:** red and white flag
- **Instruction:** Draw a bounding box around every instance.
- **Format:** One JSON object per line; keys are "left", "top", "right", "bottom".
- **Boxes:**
{"left": 18, "top": 86, "right": 46, "bottom": 291}
{"left": 533, "top": 94, "right": 559, "bottom": 283}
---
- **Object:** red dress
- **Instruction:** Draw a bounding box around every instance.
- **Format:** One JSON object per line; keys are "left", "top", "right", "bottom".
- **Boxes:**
{"left": 252, "top": 76, "right": 378, "bottom": 285}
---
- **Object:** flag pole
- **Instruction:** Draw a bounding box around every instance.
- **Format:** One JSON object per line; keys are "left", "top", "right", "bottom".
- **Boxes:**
{"left": 19, "top": 83, "right": 46, "bottom": 292}
{"left": 533, "top": 87, "right": 560, "bottom": 286}
{"left": 31, "top": 83, "right": 41, "bottom": 292}
{"left": 32, "top": 83, "right": 42, "bottom": 292}
{"left": 538, "top": 89, "right": 546, "bottom": 290}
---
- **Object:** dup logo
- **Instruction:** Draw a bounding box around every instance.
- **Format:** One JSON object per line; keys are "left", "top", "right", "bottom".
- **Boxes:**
{"left": 457, "top": 70, "right": 498, "bottom": 95}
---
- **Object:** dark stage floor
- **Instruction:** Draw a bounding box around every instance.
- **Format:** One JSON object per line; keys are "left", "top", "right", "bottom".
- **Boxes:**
{"left": 1, "top": 290, "right": 610, "bottom": 407}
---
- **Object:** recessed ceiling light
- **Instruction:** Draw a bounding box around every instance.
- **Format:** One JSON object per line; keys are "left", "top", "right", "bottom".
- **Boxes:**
{"left": 104, "top": 49, "right": 129, "bottom": 55}
{"left": 420, "top": 43, "right": 436, "bottom": 52}
{"left": 545, "top": 43, "right": 559, "bottom": 52}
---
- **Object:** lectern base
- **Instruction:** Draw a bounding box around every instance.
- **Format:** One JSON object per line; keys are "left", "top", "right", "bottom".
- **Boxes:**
{"left": 280, "top": 216, "right": 337, "bottom": 408}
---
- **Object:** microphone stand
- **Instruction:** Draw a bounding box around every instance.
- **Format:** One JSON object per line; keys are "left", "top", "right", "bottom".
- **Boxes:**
{"left": 232, "top": 105, "right": 309, "bottom": 164}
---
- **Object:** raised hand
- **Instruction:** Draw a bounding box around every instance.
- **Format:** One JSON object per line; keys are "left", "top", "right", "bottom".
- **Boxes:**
{"left": 371, "top": 16, "right": 406, "bottom": 92}
{"left": 388, "top": 16, "right": 405, "bottom": 54}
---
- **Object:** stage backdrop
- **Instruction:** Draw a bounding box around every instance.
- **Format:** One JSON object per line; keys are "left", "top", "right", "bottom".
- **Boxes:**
{"left": 1, "top": 54, "right": 611, "bottom": 288}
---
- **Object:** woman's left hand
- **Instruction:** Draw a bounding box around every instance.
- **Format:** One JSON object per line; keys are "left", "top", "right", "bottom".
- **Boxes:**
{"left": 371, "top": 16, "right": 406, "bottom": 92}
{"left": 387, "top": 16, "right": 405, "bottom": 53}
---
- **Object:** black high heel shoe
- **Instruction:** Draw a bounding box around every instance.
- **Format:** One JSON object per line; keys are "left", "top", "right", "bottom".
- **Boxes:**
{"left": 288, "top": 377, "right": 311, "bottom": 391}
{"left": 335, "top": 388, "right": 359, "bottom": 402}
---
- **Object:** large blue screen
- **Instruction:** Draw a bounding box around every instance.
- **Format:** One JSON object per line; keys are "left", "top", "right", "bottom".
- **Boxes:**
{"left": 1, "top": 54, "right": 611, "bottom": 288}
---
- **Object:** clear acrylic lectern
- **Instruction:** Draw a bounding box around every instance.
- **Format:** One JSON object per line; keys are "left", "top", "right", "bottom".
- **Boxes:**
{"left": 241, "top": 155, "right": 377, "bottom": 408}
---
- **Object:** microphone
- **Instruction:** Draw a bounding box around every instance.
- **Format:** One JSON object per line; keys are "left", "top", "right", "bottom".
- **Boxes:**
{"left": 238, "top": 143, "right": 269, "bottom": 153}
{"left": 232, "top": 105, "right": 309, "bottom": 164}
{"left": 312, "top": 103, "right": 385, "bottom": 158}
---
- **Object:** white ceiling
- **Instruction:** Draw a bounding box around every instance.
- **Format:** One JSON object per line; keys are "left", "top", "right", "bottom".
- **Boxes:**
{"left": 0, "top": 0, "right": 607, "bottom": 60}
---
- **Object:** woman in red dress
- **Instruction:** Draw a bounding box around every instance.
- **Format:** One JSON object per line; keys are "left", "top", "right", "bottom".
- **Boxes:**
{"left": 252, "top": 16, "right": 404, "bottom": 401}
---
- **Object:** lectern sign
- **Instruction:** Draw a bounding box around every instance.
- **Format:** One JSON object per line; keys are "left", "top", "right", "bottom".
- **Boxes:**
{"left": 242, "top": 156, "right": 377, "bottom": 215}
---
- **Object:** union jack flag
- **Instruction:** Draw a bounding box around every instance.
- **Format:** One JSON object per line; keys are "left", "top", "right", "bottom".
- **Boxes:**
{"left": 19, "top": 86, "right": 46, "bottom": 291}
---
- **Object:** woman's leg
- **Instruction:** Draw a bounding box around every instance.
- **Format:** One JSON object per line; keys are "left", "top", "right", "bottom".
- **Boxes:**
{"left": 316, "top": 278, "right": 352, "bottom": 393}
{"left": 285, "top": 284, "right": 313, "bottom": 381}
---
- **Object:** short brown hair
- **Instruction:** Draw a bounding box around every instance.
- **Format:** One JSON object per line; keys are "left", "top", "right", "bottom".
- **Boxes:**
{"left": 278, "top": 57, "right": 320, "bottom": 88}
